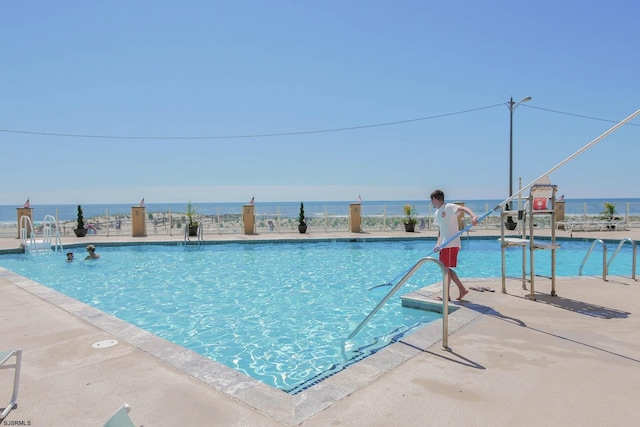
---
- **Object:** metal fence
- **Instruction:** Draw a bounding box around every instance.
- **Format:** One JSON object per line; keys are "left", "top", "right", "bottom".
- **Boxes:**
{"left": 2, "top": 203, "right": 639, "bottom": 239}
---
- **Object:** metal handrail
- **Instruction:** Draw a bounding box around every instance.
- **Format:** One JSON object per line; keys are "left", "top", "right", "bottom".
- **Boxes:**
{"left": 579, "top": 239, "right": 607, "bottom": 281}
{"left": 183, "top": 211, "right": 204, "bottom": 245}
{"left": 607, "top": 238, "right": 637, "bottom": 281}
{"left": 19, "top": 215, "right": 63, "bottom": 254}
{"left": 183, "top": 223, "right": 203, "bottom": 245}
{"left": 19, "top": 215, "right": 35, "bottom": 250}
{"left": 42, "top": 214, "right": 63, "bottom": 253}
{"left": 347, "top": 256, "right": 452, "bottom": 350}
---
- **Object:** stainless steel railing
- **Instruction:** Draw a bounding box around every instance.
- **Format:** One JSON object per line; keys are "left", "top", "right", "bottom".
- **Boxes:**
{"left": 579, "top": 238, "right": 638, "bottom": 281}
{"left": 346, "top": 257, "right": 452, "bottom": 350}
{"left": 606, "top": 238, "right": 637, "bottom": 281}
{"left": 579, "top": 239, "right": 607, "bottom": 281}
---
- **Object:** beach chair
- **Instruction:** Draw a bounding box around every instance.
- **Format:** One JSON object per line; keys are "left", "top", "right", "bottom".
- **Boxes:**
{"left": 0, "top": 349, "right": 22, "bottom": 421}
{"left": 613, "top": 218, "right": 628, "bottom": 231}
{"left": 103, "top": 403, "right": 136, "bottom": 427}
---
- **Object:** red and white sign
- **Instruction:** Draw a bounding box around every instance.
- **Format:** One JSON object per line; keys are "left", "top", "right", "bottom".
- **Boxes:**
{"left": 533, "top": 198, "right": 547, "bottom": 210}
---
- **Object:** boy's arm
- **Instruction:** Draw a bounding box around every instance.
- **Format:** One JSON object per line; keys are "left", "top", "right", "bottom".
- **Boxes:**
{"left": 458, "top": 206, "right": 479, "bottom": 226}
{"left": 433, "top": 230, "right": 442, "bottom": 251}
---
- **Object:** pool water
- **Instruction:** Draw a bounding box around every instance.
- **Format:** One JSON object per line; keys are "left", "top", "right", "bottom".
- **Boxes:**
{"left": 0, "top": 238, "right": 634, "bottom": 393}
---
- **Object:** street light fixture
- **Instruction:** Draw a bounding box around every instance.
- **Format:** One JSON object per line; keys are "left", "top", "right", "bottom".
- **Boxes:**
{"left": 508, "top": 96, "right": 532, "bottom": 210}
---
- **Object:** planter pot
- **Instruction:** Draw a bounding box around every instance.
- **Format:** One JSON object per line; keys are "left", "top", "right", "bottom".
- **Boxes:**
{"left": 188, "top": 226, "right": 199, "bottom": 237}
{"left": 74, "top": 228, "right": 88, "bottom": 237}
{"left": 404, "top": 223, "right": 416, "bottom": 232}
{"left": 298, "top": 224, "right": 307, "bottom": 234}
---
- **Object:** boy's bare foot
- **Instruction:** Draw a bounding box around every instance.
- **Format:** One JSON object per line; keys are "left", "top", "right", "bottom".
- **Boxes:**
{"left": 456, "top": 288, "right": 469, "bottom": 301}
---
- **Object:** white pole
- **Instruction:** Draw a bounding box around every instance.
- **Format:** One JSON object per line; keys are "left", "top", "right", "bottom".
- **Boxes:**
{"left": 325, "top": 206, "right": 328, "bottom": 231}
{"left": 383, "top": 205, "right": 386, "bottom": 231}
{"left": 504, "top": 108, "right": 640, "bottom": 209}
{"left": 626, "top": 201, "right": 630, "bottom": 224}
{"left": 517, "top": 177, "right": 522, "bottom": 210}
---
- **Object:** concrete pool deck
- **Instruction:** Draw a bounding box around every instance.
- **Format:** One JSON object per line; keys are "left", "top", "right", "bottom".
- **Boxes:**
{"left": 1, "top": 228, "right": 639, "bottom": 426}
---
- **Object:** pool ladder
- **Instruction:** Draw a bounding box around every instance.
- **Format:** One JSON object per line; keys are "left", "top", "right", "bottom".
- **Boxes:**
{"left": 183, "top": 223, "right": 203, "bottom": 245}
{"left": 346, "top": 257, "right": 453, "bottom": 350}
{"left": 19, "top": 214, "right": 63, "bottom": 254}
{"left": 579, "top": 238, "right": 637, "bottom": 281}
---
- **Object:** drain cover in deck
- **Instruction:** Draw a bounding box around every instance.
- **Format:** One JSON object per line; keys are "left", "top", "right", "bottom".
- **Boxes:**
{"left": 92, "top": 340, "right": 118, "bottom": 349}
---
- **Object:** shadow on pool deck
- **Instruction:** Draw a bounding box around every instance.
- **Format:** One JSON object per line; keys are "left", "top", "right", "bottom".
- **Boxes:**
{"left": 533, "top": 292, "right": 631, "bottom": 319}
{"left": 1, "top": 230, "right": 640, "bottom": 426}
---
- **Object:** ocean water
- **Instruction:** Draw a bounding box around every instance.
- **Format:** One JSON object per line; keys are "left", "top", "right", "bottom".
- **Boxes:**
{"left": 2, "top": 198, "right": 640, "bottom": 225}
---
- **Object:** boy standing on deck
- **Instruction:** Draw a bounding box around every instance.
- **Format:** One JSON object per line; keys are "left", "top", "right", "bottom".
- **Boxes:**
{"left": 430, "top": 189, "right": 478, "bottom": 301}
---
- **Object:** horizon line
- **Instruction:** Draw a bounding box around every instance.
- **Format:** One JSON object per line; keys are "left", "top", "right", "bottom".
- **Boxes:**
{"left": 3, "top": 196, "right": 640, "bottom": 207}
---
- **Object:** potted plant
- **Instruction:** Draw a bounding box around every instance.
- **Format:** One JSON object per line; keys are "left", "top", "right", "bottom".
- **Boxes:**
{"left": 602, "top": 202, "right": 617, "bottom": 229}
{"left": 403, "top": 204, "right": 417, "bottom": 232}
{"left": 74, "top": 205, "right": 88, "bottom": 237}
{"left": 186, "top": 201, "right": 199, "bottom": 236}
{"left": 602, "top": 202, "right": 616, "bottom": 220}
{"left": 298, "top": 202, "right": 307, "bottom": 234}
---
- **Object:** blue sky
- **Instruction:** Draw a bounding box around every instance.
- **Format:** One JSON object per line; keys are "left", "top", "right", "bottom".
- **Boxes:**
{"left": 2, "top": 1, "right": 639, "bottom": 205}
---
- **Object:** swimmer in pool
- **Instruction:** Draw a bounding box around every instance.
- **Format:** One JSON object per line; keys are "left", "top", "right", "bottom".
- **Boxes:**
{"left": 85, "top": 244, "right": 100, "bottom": 260}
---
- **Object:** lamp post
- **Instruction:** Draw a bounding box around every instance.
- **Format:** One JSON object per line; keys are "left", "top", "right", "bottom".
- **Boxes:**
{"left": 508, "top": 96, "right": 532, "bottom": 210}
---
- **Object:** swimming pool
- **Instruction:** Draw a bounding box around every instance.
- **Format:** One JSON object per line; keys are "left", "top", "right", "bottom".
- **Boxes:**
{"left": 0, "top": 237, "right": 634, "bottom": 393}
